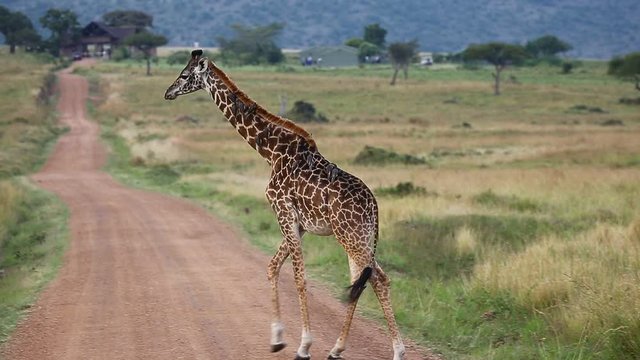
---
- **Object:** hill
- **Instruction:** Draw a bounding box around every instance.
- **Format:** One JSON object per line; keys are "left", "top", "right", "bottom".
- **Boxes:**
{"left": 2, "top": 0, "right": 638, "bottom": 59}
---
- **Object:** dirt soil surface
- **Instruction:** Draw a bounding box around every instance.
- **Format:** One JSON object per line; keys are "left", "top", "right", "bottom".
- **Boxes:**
{"left": 2, "top": 62, "right": 436, "bottom": 360}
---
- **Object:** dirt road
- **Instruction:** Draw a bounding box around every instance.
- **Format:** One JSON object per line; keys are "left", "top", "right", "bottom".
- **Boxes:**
{"left": 2, "top": 63, "right": 432, "bottom": 359}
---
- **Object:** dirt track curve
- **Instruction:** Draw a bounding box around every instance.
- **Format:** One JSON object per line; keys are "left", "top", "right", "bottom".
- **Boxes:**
{"left": 2, "top": 62, "right": 433, "bottom": 360}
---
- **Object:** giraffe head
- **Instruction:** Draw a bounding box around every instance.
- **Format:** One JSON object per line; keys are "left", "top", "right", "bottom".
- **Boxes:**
{"left": 164, "top": 49, "right": 209, "bottom": 100}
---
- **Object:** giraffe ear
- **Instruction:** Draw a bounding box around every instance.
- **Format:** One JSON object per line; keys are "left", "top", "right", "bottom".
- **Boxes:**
{"left": 191, "top": 49, "right": 203, "bottom": 59}
{"left": 196, "top": 58, "right": 208, "bottom": 73}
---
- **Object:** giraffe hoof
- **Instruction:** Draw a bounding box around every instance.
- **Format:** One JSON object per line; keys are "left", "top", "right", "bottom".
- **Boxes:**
{"left": 327, "top": 354, "right": 343, "bottom": 359}
{"left": 270, "top": 343, "right": 286, "bottom": 353}
{"left": 294, "top": 355, "right": 311, "bottom": 360}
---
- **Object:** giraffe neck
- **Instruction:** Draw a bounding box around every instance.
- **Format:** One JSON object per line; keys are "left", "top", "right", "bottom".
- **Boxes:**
{"left": 201, "top": 60, "right": 316, "bottom": 165}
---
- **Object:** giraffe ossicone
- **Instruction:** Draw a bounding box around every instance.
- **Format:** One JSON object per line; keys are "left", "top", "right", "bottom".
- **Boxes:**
{"left": 165, "top": 49, "right": 406, "bottom": 360}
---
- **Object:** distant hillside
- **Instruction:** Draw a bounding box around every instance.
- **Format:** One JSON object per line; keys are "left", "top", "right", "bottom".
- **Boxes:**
{"left": 2, "top": 0, "right": 638, "bottom": 59}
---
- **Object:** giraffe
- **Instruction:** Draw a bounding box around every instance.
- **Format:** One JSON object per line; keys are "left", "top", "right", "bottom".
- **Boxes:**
{"left": 164, "top": 50, "right": 406, "bottom": 360}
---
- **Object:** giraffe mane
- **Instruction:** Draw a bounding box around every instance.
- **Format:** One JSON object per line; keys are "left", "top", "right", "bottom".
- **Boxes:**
{"left": 207, "top": 60, "right": 317, "bottom": 149}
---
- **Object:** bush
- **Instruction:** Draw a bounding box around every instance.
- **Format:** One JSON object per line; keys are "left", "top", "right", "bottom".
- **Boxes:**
{"left": 353, "top": 146, "right": 426, "bottom": 166}
{"left": 145, "top": 164, "right": 180, "bottom": 185}
{"left": 111, "top": 46, "right": 130, "bottom": 61}
{"left": 375, "top": 182, "right": 433, "bottom": 197}
{"left": 608, "top": 52, "right": 640, "bottom": 77}
{"left": 473, "top": 189, "right": 545, "bottom": 213}
{"left": 285, "top": 100, "right": 328, "bottom": 123}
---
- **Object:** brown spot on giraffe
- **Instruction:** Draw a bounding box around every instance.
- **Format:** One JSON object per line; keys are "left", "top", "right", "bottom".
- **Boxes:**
{"left": 164, "top": 50, "right": 406, "bottom": 360}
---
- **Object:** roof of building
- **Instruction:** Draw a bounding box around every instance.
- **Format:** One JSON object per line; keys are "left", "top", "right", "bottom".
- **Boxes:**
{"left": 82, "top": 21, "right": 138, "bottom": 40}
{"left": 300, "top": 45, "right": 359, "bottom": 56}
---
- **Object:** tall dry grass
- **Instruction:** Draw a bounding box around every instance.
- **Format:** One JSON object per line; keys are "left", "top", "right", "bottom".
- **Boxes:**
{"left": 473, "top": 220, "right": 640, "bottom": 355}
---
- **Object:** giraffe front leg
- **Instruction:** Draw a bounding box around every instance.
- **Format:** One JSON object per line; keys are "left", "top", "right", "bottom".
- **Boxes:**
{"left": 267, "top": 241, "right": 289, "bottom": 353}
{"left": 290, "top": 242, "right": 312, "bottom": 360}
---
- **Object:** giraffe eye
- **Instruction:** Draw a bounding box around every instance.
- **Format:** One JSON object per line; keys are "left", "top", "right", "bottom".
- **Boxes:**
{"left": 180, "top": 74, "right": 188, "bottom": 80}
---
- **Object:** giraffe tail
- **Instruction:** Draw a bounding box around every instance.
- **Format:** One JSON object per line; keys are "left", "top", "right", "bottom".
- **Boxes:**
{"left": 347, "top": 266, "right": 373, "bottom": 303}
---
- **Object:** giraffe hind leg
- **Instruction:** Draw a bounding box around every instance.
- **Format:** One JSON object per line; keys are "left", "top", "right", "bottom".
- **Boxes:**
{"left": 267, "top": 241, "right": 289, "bottom": 352}
{"left": 371, "top": 262, "right": 405, "bottom": 360}
{"left": 328, "top": 258, "right": 371, "bottom": 359}
{"left": 346, "top": 266, "right": 372, "bottom": 302}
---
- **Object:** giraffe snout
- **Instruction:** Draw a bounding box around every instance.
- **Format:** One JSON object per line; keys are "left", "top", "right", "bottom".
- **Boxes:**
{"left": 164, "top": 88, "right": 178, "bottom": 100}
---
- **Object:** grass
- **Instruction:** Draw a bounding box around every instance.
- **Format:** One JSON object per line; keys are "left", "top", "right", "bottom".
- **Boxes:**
{"left": 87, "top": 57, "right": 640, "bottom": 359}
{"left": 0, "top": 51, "right": 65, "bottom": 179}
{"left": 0, "top": 50, "right": 69, "bottom": 344}
{"left": 0, "top": 180, "right": 68, "bottom": 343}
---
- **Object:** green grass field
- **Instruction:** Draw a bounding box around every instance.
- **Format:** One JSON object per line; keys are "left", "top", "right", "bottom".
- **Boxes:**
{"left": 82, "top": 55, "right": 640, "bottom": 359}
{"left": 0, "top": 50, "right": 69, "bottom": 343}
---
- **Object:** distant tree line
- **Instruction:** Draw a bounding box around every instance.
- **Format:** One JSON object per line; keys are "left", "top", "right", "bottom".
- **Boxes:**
{"left": 216, "top": 23, "right": 285, "bottom": 65}
{"left": 2, "top": 6, "right": 637, "bottom": 93}
{"left": 0, "top": 6, "right": 167, "bottom": 75}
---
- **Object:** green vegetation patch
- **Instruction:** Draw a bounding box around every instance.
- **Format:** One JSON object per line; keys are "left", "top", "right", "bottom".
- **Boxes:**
{"left": 375, "top": 181, "right": 435, "bottom": 197}
{"left": 0, "top": 54, "right": 64, "bottom": 179}
{"left": 473, "top": 189, "right": 546, "bottom": 213}
{"left": 0, "top": 181, "right": 68, "bottom": 342}
{"left": 383, "top": 214, "right": 592, "bottom": 280}
{"left": 567, "top": 104, "right": 606, "bottom": 113}
{"left": 354, "top": 145, "right": 427, "bottom": 166}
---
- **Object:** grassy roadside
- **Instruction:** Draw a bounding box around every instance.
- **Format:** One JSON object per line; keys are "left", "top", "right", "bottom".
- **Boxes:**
{"left": 90, "top": 59, "right": 639, "bottom": 359}
{"left": 0, "top": 180, "right": 68, "bottom": 342}
{"left": 0, "top": 50, "right": 69, "bottom": 344}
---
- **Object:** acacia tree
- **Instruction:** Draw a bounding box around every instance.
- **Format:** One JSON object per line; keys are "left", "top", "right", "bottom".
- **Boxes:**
{"left": 123, "top": 31, "right": 168, "bottom": 75}
{"left": 217, "top": 23, "right": 284, "bottom": 65}
{"left": 0, "top": 6, "right": 41, "bottom": 53}
{"left": 40, "top": 8, "right": 81, "bottom": 56}
{"left": 525, "top": 35, "right": 572, "bottom": 58}
{"left": 608, "top": 52, "right": 640, "bottom": 92}
{"left": 388, "top": 40, "right": 419, "bottom": 85}
{"left": 103, "top": 10, "right": 153, "bottom": 28}
{"left": 463, "top": 42, "right": 528, "bottom": 95}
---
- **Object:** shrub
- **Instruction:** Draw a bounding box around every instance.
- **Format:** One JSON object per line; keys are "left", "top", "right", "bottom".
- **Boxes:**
{"left": 608, "top": 52, "right": 640, "bottom": 78}
{"left": 111, "top": 46, "right": 130, "bottom": 61}
{"left": 285, "top": 100, "right": 328, "bottom": 123}
{"left": 473, "top": 189, "right": 545, "bottom": 213}
{"left": 354, "top": 146, "right": 426, "bottom": 166}
{"left": 375, "top": 182, "right": 433, "bottom": 197}
{"left": 145, "top": 164, "right": 180, "bottom": 185}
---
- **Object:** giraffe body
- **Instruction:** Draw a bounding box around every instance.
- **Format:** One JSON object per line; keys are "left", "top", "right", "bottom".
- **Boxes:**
{"left": 165, "top": 50, "right": 405, "bottom": 360}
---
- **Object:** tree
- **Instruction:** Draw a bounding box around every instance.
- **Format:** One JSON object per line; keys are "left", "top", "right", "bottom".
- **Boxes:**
{"left": 463, "top": 42, "right": 528, "bottom": 95}
{"left": 123, "top": 31, "right": 168, "bottom": 75}
{"left": 364, "top": 23, "right": 387, "bottom": 48}
{"left": 217, "top": 23, "right": 284, "bottom": 65}
{"left": 525, "top": 35, "right": 572, "bottom": 58}
{"left": 40, "top": 8, "right": 80, "bottom": 56}
{"left": 345, "top": 24, "right": 387, "bottom": 63}
{"left": 608, "top": 52, "right": 640, "bottom": 92}
{"left": 103, "top": 10, "right": 153, "bottom": 28}
{"left": 0, "top": 6, "right": 41, "bottom": 53}
{"left": 388, "top": 40, "right": 419, "bottom": 85}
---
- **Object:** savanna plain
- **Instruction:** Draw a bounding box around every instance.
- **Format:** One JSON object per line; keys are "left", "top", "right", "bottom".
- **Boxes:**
{"left": 2, "top": 50, "right": 640, "bottom": 359}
